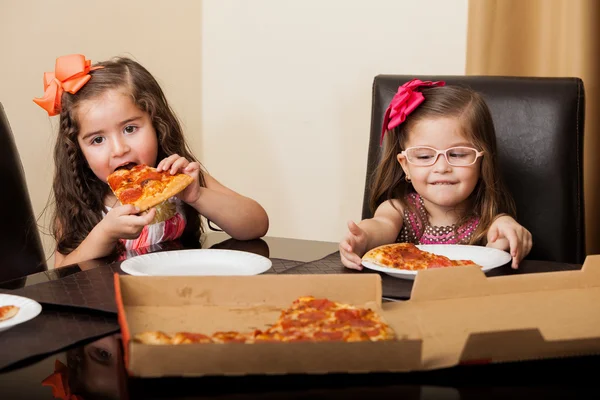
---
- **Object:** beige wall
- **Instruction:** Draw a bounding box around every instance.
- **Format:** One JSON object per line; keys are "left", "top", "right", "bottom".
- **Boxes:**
{"left": 0, "top": 0, "right": 203, "bottom": 265}
{"left": 0, "top": 0, "right": 468, "bottom": 265}
{"left": 201, "top": 0, "right": 468, "bottom": 242}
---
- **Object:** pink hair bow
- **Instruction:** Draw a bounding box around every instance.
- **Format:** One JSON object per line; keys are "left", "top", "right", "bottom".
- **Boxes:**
{"left": 33, "top": 54, "right": 103, "bottom": 116}
{"left": 380, "top": 78, "right": 445, "bottom": 144}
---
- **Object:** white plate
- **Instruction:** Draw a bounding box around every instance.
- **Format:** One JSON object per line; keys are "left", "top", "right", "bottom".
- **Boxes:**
{"left": 0, "top": 294, "right": 42, "bottom": 333}
{"left": 361, "top": 244, "right": 512, "bottom": 280}
{"left": 120, "top": 249, "right": 272, "bottom": 276}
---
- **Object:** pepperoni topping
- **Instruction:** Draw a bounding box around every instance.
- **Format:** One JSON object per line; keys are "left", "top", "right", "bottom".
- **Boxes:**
{"left": 136, "top": 171, "right": 164, "bottom": 185}
{"left": 313, "top": 330, "right": 344, "bottom": 341}
{"left": 307, "top": 299, "right": 336, "bottom": 310}
{"left": 299, "top": 311, "right": 327, "bottom": 321}
{"left": 348, "top": 318, "right": 376, "bottom": 328}
{"left": 119, "top": 187, "right": 142, "bottom": 203}
{"left": 334, "top": 308, "right": 368, "bottom": 322}
{"left": 280, "top": 319, "right": 311, "bottom": 329}
{"left": 429, "top": 257, "right": 452, "bottom": 267}
{"left": 107, "top": 174, "right": 125, "bottom": 189}
{"left": 365, "top": 328, "right": 382, "bottom": 337}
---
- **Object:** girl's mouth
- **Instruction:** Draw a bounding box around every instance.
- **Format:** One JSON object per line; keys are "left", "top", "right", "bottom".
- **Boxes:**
{"left": 114, "top": 162, "right": 137, "bottom": 171}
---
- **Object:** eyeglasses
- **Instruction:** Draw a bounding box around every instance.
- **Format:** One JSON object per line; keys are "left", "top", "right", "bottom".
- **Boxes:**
{"left": 400, "top": 146, "right": 484, "bottom": 166}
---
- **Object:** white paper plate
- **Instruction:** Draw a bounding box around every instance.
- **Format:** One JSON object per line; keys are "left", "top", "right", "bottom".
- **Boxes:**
{"left": 0, "top": 294, "right": 42, "bottom": 333}
{"left": 361, "top": 244, "right": 512, "bottom": 280}
{"left": 120, "top": 249, "right": 272, "bottom": 276}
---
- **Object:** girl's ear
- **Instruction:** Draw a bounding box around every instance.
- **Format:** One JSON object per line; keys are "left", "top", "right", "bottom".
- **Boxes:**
{"left": 397, "top": 153, "right": 410, "bottom": 178}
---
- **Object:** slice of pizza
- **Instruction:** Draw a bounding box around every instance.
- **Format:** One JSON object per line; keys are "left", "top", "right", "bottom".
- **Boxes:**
{"left": 107, "top": 164, "right": 194, "bottom": 212}
{"left": 267, "top": 296, "right": 395, "bottom": 342}
{"left": 362, "top": 243, "right": 480, "bottom": 270}
{"left": 0, "top": 305, "right": 19, "bottom": 321}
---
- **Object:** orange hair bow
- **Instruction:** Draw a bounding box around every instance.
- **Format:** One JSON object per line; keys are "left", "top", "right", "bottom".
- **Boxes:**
{"left": 33, "top": 54, "right": 103, "bottom": 116}
{"left": 41, "top": 359, "right": 84, "bottom": 400}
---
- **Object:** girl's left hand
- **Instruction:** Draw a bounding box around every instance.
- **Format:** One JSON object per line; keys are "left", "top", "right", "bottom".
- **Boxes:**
{"left": 486, "top": 215, "right": 532, "bottom": 269}
{"left": 156, "top": 154, "right": 202, "bottom": 205}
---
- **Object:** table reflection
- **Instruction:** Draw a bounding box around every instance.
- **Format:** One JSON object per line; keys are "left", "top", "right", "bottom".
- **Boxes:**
{"left": 42, "top": 334, "right": 126, "bottom": 400}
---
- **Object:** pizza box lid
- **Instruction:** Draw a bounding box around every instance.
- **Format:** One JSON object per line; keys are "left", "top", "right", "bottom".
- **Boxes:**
{"left": 383, "top": 254, "right": 600, "bottom": 369}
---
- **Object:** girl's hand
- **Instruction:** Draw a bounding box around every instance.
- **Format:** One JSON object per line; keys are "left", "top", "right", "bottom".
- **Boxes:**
{"left": 156, "top": 154, "right": 202, "bottom": 205}
{"left": 98, "top": 204, "right": 156, "bottom": 242}
{"left": 486, "top": 215, "right": 532, "bottom": 269}
{"left": 339, "top": 220, "right": 369, "bottom": 270}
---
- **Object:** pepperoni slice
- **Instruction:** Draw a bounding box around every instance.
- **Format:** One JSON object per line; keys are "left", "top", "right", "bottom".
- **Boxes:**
{"left": 136, "top": 171, "right": 164, "bottom": 185}
{"left": 107, "top": 174, "right": 125, "bottom": 189}
{"left": 298, "top": 311, "right": 327, "bottom": 321}
{"left": 307, "top": 298, "right": 336, "bottom": 310}
{"left": 313, "top": 330, "right": 344, "bottom": 341}
{"left": 119, "top": 187, "right": 143, "bottom": 203}
{"left": 334, "top": 308, "right": 367, "bottom": 322}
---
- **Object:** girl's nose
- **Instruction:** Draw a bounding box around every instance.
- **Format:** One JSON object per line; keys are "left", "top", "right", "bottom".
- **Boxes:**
{"left": 432, "top": 152, "right": 452, "bottom": 172}
{"left": 111, "top": 137, "right": 130, "bottom": 157}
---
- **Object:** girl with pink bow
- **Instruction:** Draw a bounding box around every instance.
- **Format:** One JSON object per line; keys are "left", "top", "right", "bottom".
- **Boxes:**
{"left": 34, "top": 55, "right": 269, "bottom": 267}
{"left": 340, "top": 79, "right": 532, "bottom": 270}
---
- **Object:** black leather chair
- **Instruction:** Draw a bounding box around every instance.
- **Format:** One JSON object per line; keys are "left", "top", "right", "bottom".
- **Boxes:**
{"left": 0, "top": 103, "right": 47, "bottom": 283}
{"left": 363, "top": 75, "right": 585, "bottom": 264}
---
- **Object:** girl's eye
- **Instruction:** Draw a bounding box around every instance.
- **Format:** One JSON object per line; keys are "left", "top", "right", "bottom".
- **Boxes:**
{"left": 96, "top": 348, "right": 112, "bottom": 361}
{"left": 91, "top": 136, "right": 105, "bottom": 145}
{"left": 124, "top": 125, "right": 137, "bottom": 134}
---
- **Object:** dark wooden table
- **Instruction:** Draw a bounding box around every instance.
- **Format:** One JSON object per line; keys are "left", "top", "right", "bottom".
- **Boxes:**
{"left": 0, "top": 233, "right": 597, "bottom": 400}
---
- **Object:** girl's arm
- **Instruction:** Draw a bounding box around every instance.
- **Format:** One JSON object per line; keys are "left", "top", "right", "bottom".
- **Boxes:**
{"left": 54, "top": 224, "right": 118, "bottom": 268}
{"left": 339, "top": 199, "right": 404, "bottom": 270}
{"left": 355, "top": 199, "right": 404, "bottom": 251}
{"left": 54, "top": 205, "right": 156, "bottom": 268}
{"left": 157, "top": 155, "right": 268, "bottom": 240}
{"left": 486, "top": 214, "right": 533, "bottom": 269}
{"left": 190, "top": 173, "right": 269, "bottom": 240}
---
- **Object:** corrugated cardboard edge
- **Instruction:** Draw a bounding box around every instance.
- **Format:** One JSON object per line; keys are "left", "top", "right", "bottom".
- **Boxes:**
{"left": 411, "top": 254, "right": 600, "bottom": 301}
{"left": 114, "top": 273, "right": 132, "bottom": 375}
{"left": 128, "top": 340, "right": 422, "bottom": 377}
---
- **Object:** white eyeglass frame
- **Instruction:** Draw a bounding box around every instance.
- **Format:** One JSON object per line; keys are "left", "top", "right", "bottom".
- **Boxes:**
{"left": 400, "top": 146, "right": 485, "bottom": 166}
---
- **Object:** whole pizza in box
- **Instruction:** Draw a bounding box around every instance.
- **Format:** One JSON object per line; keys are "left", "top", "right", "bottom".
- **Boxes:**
{"left": 134, "top": 296, "right": 396, "bottom": 344}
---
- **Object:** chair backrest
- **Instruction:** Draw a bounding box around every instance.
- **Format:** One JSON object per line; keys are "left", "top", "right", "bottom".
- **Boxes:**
{"left": 0, "top": 103, "right": 47, "bottom": 282}
{"left": 363, "top": 75, "right": 585, "bottom": 264}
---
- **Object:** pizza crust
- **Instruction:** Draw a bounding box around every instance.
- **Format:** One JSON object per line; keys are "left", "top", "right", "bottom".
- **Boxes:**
{"left": 0, "top": 305, "right": 20, "bottom": 321}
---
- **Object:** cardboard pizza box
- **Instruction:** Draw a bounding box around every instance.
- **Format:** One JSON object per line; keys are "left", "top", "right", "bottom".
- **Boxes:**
{"left": 114, "top": 255, "right": 600, "bottom": 377}
{"left": 114, "top": 273, "right": 422, "bottom": 377}
{"left": 384, "top": 254, "right": 600, "bottom": 370}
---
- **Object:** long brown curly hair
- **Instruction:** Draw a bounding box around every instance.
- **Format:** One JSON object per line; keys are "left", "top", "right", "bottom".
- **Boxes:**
{"left": 51, "top": 56, "right": 204, "bottom": 255}
{"left": 369, "top": 84, "right": 516, "bottom": 245}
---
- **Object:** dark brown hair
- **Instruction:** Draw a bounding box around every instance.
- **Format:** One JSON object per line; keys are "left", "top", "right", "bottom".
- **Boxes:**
{"left": 369, "top": 84, "right": 516, "bottom": 245}
{"left": 51, "top": 56, "right": 204, "bottom": 255}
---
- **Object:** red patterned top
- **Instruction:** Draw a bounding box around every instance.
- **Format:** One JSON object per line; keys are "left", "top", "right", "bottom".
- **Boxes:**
{"left": 397, "top": 192, "right": 479, "bottom": 245}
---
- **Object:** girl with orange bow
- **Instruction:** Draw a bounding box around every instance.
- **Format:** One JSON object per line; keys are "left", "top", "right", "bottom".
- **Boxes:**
{"left": 339, "top": 79, "right": 532, "bottom": 270}
{"left": 34, "top": 55, "right": 269, "bottom": 267}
